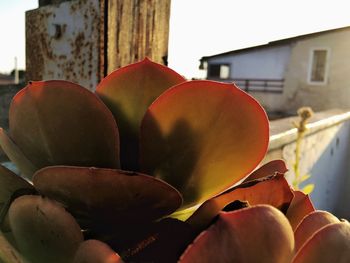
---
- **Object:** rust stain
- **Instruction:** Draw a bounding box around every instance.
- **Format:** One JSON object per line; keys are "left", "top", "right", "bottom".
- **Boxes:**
{"left": 97, "top": 0, "right": 105, "bottom": 79}
{"left": 26, "top": 0, "right": 101, "bottom": 90}
{"left": 28, "top": 0, "right": 170, "bottom": 88}
{"left": 73, "top": 32, "right": 85, "bottom": 57}
{"left": 70, "top": 0, "right": 88, "bottom": 14}
{"left": 40, "top": 34, "right": 54, "bottom": 60}
{"left": 26, "top": 9, "right": 45, "bottom": 81}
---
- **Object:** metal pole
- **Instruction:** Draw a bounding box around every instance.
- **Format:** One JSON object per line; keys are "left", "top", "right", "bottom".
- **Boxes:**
{"left": 14, "top": 57, "right": 19, "bottom": 84}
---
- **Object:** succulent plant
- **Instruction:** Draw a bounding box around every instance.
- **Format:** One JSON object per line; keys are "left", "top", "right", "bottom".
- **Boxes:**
{"left": 0, "top": 58, "right": 349, "bottom": 263}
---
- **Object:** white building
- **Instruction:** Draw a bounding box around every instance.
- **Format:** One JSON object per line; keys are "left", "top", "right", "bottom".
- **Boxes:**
{"left": 200, "top": 26, "right": 350, "bottom": 117}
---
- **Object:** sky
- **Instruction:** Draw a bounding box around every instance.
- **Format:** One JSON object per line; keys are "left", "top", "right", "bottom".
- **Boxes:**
{"left": 0, "top": 0, "right": 37, "bottom": 74}
{"left": 1, "top": 0, "right": 350, "bottom": 78}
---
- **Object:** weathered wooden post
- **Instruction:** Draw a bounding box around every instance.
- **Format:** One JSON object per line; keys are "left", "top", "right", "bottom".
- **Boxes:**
{"left": 26, "top": 0, "right": 171, "bottom": 90}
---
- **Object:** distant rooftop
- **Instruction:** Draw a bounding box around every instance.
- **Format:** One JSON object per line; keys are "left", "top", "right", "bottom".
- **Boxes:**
{"left": 200, "top": 25, "right": 350, "bottom": 62}
{"left": 0, "top": 73, "right": 15, "bottom": 86}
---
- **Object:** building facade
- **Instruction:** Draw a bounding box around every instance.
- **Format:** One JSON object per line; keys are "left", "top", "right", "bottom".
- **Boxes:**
{"left": 200, "top": 26, "right": 350, "bottom": 116}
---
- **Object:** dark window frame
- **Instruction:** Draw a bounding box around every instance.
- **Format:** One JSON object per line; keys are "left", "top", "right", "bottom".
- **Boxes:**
{"left": 308, "top": 48, "right": 329, "bottom": 84}
{"left": 207, "top": 63, "right": 231, "bottom": 79}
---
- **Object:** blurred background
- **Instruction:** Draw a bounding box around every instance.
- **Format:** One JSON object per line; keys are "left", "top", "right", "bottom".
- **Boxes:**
{"left": 1, "top": 0, "right": 350, "bottom": 78}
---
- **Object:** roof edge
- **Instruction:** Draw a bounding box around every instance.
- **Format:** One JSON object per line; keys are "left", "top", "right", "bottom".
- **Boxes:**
{"left": 200, "top": 25, "right": 350, "bottom": 61}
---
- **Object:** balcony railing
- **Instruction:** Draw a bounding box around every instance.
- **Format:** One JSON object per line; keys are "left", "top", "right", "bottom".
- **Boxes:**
{"left": 207, "top": 77, "right": 284, "bottom": 93}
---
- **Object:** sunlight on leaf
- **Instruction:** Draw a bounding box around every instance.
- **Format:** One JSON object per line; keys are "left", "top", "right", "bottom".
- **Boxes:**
{"left": 300, "top": 174, "right": 311, "bottom": 182}
{"left": 96, "top": 58, "right": 185, "bottom": 170}
{"left": 141, "top": 80, "right": 269, "bottom": 208}
{"left": 301, "top": 184, "right": 314, "bottom": 195}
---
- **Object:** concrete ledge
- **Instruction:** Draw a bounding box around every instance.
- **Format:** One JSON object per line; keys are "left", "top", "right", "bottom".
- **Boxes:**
{"left": 269, "top": 109, "right": 350, "bottom": 150}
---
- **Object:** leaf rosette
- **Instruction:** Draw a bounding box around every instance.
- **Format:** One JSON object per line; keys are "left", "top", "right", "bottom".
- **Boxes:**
{"left": 0, "top": 58, "right": 348, "bottom": 263}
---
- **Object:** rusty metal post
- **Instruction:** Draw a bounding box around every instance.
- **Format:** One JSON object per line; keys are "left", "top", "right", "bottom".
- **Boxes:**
{"left": 26, "top": 0, "right": 105, "bottom": 90}
{"left": 106, "top": 0, "right": 171, "bottom": 74}
{"left": 26, "top": 0, "right": 171, "bottom": 90}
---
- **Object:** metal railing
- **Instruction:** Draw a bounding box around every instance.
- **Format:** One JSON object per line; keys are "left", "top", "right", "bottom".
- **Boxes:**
{"left": 207, "top": 78, "right": 284, "bottom": 93}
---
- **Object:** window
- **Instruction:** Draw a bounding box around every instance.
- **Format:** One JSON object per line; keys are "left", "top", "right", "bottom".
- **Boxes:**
{"left": 208, "top": 64, "right": 230, "bottom": 79}
{"left": 309, "top": 49, "right": 329, "bottom": 84}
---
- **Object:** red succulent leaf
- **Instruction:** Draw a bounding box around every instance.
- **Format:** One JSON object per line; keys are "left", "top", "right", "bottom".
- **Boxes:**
{"left": 140, "top": 80, "right": 269, "bottom": 208}
{"left": 8, "top": 195, "right": 83, "bottom": 263}
{"left": 0, "top": 128, "right": 37, "bottom": 179}
{"left": 243, "top": 159, "right": 288, "bottom": 183}
{"left": 286, "top": 190, "right": 315, "bottom": 230}
{"left": 0, "top": 164, "right": 35, "bottom": 232}
{"left": 0, "top": 230, "right": 26, "bottom": 263}
{"left": 96, "top": 58, "right": 185, "bottom": 170}
{"left": 0, "top": 164, "right": 34, "bottom": 204}
{"left": 292, "top": 222, "right": 350, "bottom": 263}
{"left": 73, "top": 240, "right": 124, "bottom": 263}
{"left": 294, "top": 210, "right": 340, "bottom": 253}
{"left": 186, "top": 174, "right": 293, "bottom": 231}
{"left": 33, "top": 166, "right": 182, "bottom": 227}
{"left": 9, "top": 81, "right": 120, "bottom": 170}
{"left": 179, "top": 205, "right": 294, "bottom": 263}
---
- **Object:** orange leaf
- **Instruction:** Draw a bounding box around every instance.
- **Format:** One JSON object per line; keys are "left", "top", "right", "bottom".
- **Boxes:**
{"left": 243, "top": 159, "right": 288, "bottom": 183}
{"left": 140, "top": 80, "right": 269, "bottom": 207}
{"left": 0, "top": 128, "right": 37, "bottom": 179}
{"left": 33, "top": 166, "right": 182, "bottom": 227}
{"left": 9, "top": 195, "right": 83, "bottom": 263}
{"left": 187, "top": 174, "right": 293, "bottom": 231}
{"left": 179, "top": 205, "right": 294, "bottom": 263}
{"left": 286, "top": 190, "right": 315, "bottom": 230}
{"left": 294, "top": 210, "right": 339, "bottom": 253}
{"left": 73, "top": 240, "right": 124, "bottom": 263}
{"left": 292, "top": 222, "right": 350, "bottom": 263}
{"left": 96, "top": 58, "right": 185, "bottom": 170}
{"left": 9, "top": 81, "right": 120, "bottom": 170}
